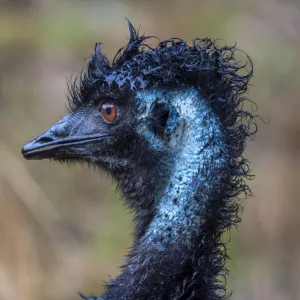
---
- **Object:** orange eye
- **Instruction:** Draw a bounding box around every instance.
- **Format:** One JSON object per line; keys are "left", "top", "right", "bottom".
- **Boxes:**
{"left": 100, "top": 103, "right": 118, "bottom": 123}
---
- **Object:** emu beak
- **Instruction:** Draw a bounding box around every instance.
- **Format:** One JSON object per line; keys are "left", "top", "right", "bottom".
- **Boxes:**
{"left": 22, "top": 114, "right": 107, "bottom": 160}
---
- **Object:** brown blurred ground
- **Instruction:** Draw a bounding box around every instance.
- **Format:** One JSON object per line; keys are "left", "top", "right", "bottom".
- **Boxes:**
{"left": 0, "top": 0, "right": 300, "bottom": 299}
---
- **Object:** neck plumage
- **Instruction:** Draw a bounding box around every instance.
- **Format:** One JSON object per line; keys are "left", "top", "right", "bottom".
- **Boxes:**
{"left": 99, "top": 90, "right": 237, "bottom": 300}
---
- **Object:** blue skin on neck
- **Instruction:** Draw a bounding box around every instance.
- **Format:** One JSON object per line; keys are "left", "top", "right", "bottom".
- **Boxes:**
{"left": 135, "top": 88, "right": 227, "bottom": 249}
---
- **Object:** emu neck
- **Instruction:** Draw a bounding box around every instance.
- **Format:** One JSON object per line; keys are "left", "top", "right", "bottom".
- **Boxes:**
{"left": 143, "top": 89, "right": 226, "bottom": 250}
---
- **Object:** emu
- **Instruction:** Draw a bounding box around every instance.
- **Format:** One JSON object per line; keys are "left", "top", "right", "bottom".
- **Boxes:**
{"left": 22, "top": 20, "right": 256, "bottom": 300}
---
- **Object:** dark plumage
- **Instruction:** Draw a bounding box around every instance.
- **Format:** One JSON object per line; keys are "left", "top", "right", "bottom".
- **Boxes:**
{"left": 22, "top": 20, "right": 257, "bottom": 300}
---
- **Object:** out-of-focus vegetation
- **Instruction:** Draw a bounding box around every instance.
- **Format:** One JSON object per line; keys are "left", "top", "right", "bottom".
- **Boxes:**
{"left": 0, "top": 0, "right": 300, "bottom": 299}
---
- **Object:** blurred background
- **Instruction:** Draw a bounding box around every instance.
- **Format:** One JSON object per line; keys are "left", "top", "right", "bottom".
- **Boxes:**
{"left": 0, "top": 0, "right": 299, "bottom": 299}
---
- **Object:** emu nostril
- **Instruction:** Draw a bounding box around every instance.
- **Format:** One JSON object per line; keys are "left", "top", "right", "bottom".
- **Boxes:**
{"left": 38, "top": 136, "right": 54, "bottom": 143}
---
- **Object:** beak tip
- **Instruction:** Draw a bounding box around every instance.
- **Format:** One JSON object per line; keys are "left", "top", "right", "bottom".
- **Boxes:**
{"left": 21, "top": 147, "right": 26, "bottom": 157}
{"left": 21, "top": 142, "right": 33, "bottom": 160}
{"left": 21, "top": 139, "right": 44, "bottom": 160}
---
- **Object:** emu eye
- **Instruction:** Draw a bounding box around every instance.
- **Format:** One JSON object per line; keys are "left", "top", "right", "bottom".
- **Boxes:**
{"left": 100, "top": 103, "right": 118, "bottom": 123}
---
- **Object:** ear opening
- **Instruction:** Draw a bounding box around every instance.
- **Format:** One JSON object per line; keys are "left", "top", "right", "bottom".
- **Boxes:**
{"left": 155, "top": 102, "right": 170, "bottom": 128}
{"left": 150, "top": 101, "right": 179, "bottom": 138}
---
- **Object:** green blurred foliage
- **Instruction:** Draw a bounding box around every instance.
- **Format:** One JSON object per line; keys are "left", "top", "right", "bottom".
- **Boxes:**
{"left": 0, "top": 0, "right": 300, "bottom": 299}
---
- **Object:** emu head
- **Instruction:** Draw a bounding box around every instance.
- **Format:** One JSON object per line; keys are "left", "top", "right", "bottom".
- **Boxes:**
{"left": 22, "top": 20, "right": 254, "bottom": 214}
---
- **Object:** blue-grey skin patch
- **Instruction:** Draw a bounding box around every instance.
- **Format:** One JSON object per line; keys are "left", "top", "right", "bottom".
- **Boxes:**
{"left": 136, "top": 88, "right": 226, "bottom": 249}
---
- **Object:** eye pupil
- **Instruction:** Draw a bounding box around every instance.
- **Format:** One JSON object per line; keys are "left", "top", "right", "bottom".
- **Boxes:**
{"left": 100, "top": 102, "right": 118, "bottom": 123}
